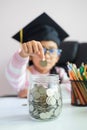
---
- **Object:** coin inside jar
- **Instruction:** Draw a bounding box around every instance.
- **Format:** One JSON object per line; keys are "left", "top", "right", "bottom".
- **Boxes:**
{"left": 40, "top": 60, "right": 47, "bottom": 67}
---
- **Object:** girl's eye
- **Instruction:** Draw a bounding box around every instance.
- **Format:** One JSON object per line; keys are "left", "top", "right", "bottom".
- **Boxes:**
{"left": 49, "top": 49, "right": 55, "bottom": 53}
{"left": 57, "top": 49, "right": 62, "bottom": 55}
{"left": 43, "top": 48, "right": 55, "bottom": 53}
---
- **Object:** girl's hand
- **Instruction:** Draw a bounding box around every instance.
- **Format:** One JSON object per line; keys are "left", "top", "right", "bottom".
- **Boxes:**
{"left": 18, "top": 89, "right": 28, "bottom": 98}
{"left": 19, "top": 40, "right": 45, "bottom": 60}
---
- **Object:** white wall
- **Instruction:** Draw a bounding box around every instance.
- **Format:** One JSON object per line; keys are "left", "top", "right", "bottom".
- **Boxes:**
{"left": 0, "top": 0, "right": 87, "bottom": 96}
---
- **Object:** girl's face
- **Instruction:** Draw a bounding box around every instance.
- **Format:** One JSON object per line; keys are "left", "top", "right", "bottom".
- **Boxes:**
{"left": 31, "top": 41, "right": 60, "bottom": 73}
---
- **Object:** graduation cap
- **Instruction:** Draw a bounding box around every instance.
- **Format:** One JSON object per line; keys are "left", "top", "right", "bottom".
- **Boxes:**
{"left": 12, "top": 12, "right": 69, "bottom": 45}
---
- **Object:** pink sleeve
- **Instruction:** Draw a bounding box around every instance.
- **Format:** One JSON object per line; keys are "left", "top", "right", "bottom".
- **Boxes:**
{"left": 55, "top": 67, "right": 71, "bottom": 92}
{"left": 5, "top": 51, "right": 29, "bottom": 92}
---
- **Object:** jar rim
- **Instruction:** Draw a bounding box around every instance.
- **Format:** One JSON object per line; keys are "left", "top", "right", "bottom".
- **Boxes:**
{"left": 30, "top": 74, "right": 59, "bottom": 83}
{"left": 30, "top": 74, "right": 59, "bottom": 78}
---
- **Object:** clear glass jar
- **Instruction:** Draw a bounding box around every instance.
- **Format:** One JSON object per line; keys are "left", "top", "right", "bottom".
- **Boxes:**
{"left": 28, "top": 74, "right": 62, "bottom": 121}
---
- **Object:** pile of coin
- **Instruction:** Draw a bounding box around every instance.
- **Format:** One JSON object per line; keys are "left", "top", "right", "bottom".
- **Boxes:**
{"left": 28, "top": 83, "right": 62, "bottom": 120}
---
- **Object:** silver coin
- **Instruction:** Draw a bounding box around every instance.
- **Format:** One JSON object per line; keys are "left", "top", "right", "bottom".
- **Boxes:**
{"left": 46, "top": 88, "right": 55, "bottom": 96}
{"left": 58, "top": 99, "right": 62, "bottom": 106}
{"left": 45, "top": 112, "right": 51, "bottom": 119}
{"left": 29, "top": 94, "right": 33, "bottom": 102}
{"left": 54, "top": 92, "right": 60, "bottom": 100}
{"left": 49, "top": 109, "right": 54, "bottom": 116}
{"left": 38, "top": 86, "right": 46, "bottom": 95}
{"left": 32, "top": 109, "right": 39, "bottom": 115}
{"left": 54, "top": 107, "right": 61, "bottom": 116}
{"left": 40, "top": 60, "right": 47, "bottom": 67}
{"left": 40, "top": 112, "right": 47, "bottom": 119}
{"left": 29, "top": 104, "right": 34, "bottom": 112}
{"left": 46, "top": 96, "right": 56, "bottom": 106}
{"left": 33, "top": 91, "right": 40, "bottom": 99}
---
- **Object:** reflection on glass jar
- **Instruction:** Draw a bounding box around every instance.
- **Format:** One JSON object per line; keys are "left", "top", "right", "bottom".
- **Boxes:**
{"left": 28, "top": 74, "right": 62, "bottom": 121}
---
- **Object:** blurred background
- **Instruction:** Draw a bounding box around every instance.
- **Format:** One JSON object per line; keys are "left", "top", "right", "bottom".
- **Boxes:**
{"left": 0, "top": 0, "right": 87, "bottom": 96}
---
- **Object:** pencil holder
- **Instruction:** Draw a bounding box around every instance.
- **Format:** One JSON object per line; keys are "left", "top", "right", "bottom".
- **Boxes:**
{"left": 71, "top": 80, "right": 87, "bottom": 106}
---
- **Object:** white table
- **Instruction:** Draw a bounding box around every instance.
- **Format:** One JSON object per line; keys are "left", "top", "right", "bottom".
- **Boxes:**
{"left": 0, "top": 97, "right": 87, "bottom": 130}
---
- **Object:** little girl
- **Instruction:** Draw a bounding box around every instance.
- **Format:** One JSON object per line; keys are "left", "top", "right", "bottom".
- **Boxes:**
{"left": 6, "top": 13, "right": 71, "bottom": 98}
{"left": 6, "top": 39, "right": 71, "bottom": 98}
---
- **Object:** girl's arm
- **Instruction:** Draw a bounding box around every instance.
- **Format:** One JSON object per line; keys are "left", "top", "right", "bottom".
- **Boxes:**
{"left": 55, "top": 67, "right": 71, "bottom": 100}
{"left": 55, "top": 67, "right": 71, "bottom": 92}
{"left": 5, "top": 51, "right": 29, "bottom": 97}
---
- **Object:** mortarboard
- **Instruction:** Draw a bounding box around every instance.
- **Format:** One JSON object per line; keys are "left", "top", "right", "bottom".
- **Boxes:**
{"left": 12, "top": 12, "right": 69, "bottom": 45}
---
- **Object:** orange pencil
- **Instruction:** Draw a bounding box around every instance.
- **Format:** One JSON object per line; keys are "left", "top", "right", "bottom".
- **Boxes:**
{"left": 72, "top": 81, "right": 86, "bottom": 105}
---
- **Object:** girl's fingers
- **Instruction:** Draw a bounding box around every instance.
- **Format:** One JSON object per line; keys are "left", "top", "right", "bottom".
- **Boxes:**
{"left": 37, "top": 42, "right": 45, "bottom": 60}
{"left": 26, "top": 41, "right": 39, "bottom": 54}
{"left": 22, "top": 43, "right": 28, "bottom": 53}
{"left": 32, "top": 41, "right": 39, "bottom": 54}
{"left": 22, "top": 41, "right": 45, "bottom": 59}
{"left": 26, "top": 42, "right": 33, "bottom": 54}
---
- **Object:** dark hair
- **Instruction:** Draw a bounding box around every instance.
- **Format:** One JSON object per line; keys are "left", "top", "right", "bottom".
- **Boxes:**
{"left": 50, "top": 66, "right": 57, "bottom": 74}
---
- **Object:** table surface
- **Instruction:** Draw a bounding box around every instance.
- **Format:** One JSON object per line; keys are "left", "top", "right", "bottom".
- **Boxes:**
{"left": 0, "top": 97, "right": 87, "bottom": 130}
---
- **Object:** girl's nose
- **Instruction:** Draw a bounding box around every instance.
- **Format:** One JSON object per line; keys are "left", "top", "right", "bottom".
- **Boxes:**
{"left": 45, "top": 51, "right": 51, "bottom": 59}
